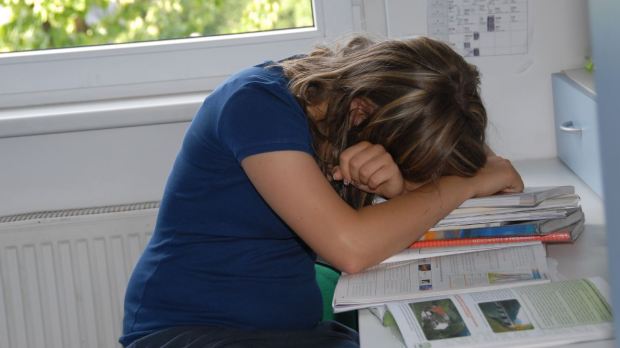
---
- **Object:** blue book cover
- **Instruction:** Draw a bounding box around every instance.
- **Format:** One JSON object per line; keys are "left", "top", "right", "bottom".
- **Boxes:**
{"left": 422, "top": 223, "right": 540, "bottom": 240}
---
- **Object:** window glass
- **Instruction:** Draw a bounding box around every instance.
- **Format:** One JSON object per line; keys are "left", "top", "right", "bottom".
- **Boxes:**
{"left": 0, "top": 0, "right": 314, "bottom": 53}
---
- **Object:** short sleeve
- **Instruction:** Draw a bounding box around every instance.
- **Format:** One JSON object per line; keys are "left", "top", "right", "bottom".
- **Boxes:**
{"left": 217, "top": 82, "right": 314, "bottom": 162}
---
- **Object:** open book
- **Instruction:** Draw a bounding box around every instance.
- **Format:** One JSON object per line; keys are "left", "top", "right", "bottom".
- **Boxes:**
{"left": 385, "top": 277, "right": 613, "bottom": 348}
{"left": 333, "top": 243, "right": 550, "bottom": 313}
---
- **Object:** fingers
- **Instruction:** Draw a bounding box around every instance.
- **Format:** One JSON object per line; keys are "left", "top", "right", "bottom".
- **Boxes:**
{"left": 334, "top": 141, "right": 405, "bottom": 198}
{"left": 337, "top": 142, "right": 378, "bottom": 184}
{"left": 332, "top": 166, "right": 343, "bottom": 181}
{"left": 357, "top": 153, "right": 389, "bottom": 187}
{"left": 338, "top": 142, "right": 391, "bottom": 186}
{"left": 333, "top": 161, "right": 393, "bottom": 191}
{"left": 364, "top": 165, "right": 395, "bottom": 190}
{"left": 336, "top": 141, "right": 373, "bottom": 185}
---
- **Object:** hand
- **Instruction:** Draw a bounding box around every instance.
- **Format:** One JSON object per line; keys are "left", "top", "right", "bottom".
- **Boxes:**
{"left": 332, "top": 141, "right": 405, "bottom": 198}
{"left": 468, "top": 156, "right": 524, "bottom": 197}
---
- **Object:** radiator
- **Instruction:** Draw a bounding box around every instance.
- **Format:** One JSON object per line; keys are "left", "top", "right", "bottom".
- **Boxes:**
{"left": 0, "top": 202, "right": 159, "bottom": 348}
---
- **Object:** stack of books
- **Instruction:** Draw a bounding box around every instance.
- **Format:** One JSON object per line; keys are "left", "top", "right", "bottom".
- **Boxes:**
{"left": 332, "top": 186, "right": 614, "bottom": 348}
{"left": 410, "top": 185, "right": 584, "bottom": 249}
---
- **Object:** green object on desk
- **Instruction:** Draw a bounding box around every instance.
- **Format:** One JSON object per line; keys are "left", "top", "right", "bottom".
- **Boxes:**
{"left": 585, "top": 57, "right": 595, "bottom": 72}
{"left": 315, "top": 263, "right": 358, "bottom": 331}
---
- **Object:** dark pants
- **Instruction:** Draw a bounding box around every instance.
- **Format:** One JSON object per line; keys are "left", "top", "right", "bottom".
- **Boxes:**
{"left": 126, "top": 321, "right": 359, "bottom": 348}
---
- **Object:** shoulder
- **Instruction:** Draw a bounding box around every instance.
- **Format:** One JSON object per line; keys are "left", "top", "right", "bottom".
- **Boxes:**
{"left": 216, "top": 63, "right": 307, "bottom": 127}
{"left": 222, "top": 63, "right": 298, "bottom": 109}
{"left": 212, "top": 63, "right": 313, "bottom": 161}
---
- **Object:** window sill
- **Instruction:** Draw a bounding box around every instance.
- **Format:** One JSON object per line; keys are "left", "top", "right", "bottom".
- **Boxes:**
{"left": 0, "top": 92, "right": 205, "bottom": 139}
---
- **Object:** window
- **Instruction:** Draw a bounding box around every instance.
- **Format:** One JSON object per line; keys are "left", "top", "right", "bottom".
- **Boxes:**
{"left": 0, "top": 0, "right": 357, "bottom": 110}
{"left": 0, "top": 0, "right": 313, "bottom": 53}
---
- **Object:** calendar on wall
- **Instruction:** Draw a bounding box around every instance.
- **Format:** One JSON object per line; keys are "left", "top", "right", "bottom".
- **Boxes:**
{"left": 427, "top": 0, "right": 528, "bottom": 57}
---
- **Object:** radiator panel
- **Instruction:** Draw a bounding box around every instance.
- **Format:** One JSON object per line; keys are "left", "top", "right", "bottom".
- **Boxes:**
{"left": 0, "top": 204, "right": 158, "bottom": 348}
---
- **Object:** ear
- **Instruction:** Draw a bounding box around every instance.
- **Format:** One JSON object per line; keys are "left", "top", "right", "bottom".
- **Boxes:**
{"left": 349, "top": 98, "right": 376, "bottom": 126}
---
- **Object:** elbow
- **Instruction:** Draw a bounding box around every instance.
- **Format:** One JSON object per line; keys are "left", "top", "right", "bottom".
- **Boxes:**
{"left": 318, "top": 216, "right": 377, "bottom": 274}
{"left": 338, "top": 260, "right": 368, "bottom": 275}
{"left": 328, "top": 242, "right": 372, "bottom": 274}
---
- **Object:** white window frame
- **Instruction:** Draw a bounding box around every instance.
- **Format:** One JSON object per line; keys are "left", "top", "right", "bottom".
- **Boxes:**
{"left": 0, "top": 0, "right": 360, "bottom": 110}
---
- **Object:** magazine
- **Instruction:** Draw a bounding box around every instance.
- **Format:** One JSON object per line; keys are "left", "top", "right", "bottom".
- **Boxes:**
{"left": 385, "top": 277, "right": 613, "bottom": 348}
{"left": 333, "top": 243, "right": 550, "bottom": 313}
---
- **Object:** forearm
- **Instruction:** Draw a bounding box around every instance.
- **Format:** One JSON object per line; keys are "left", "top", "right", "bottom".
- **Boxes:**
{"left": 333, "top": 176, "right": 474, "bottom": 273}
{"left": 242, "top": 151, "right": 521, "bottom": 274}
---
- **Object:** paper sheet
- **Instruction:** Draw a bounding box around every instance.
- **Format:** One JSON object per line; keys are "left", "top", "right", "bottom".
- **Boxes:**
{"left": 428, "top": 0, "right": 528, "bottom": 57}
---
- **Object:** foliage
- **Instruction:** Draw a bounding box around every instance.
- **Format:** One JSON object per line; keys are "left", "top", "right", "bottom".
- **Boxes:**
{"left": 0, "top": 0, "right": 313, "bottom": 52}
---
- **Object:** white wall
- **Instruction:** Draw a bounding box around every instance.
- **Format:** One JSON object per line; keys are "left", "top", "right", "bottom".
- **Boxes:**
{"left": 0, "top": 124, "right": 187, "bottom": 216}
{"left": 0, "top": 0, "right": 591, "bottom": 216}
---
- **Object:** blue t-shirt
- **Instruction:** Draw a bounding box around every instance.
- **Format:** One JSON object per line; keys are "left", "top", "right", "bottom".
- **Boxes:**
{"left": 120, "top": 62, "right": 321, "bottom": 346}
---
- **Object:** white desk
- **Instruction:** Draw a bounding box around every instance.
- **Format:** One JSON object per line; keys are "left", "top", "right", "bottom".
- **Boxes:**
{"left": 358, "top": 158, "right": 612, "bottom": 348}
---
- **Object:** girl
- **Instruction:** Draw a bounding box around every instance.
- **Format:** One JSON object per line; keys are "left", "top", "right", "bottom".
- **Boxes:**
{"left": 120, "top": 36, "right": 523, "bottom": 347}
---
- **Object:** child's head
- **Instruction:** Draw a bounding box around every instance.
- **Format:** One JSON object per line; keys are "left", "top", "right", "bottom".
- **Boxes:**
{"left": 281, "top": 36, "right": 487, "bottom": 207}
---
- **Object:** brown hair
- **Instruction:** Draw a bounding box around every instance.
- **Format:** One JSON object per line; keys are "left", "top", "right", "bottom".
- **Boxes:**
{"left": 280, "top": 36, "right": 488, "bottom": 208}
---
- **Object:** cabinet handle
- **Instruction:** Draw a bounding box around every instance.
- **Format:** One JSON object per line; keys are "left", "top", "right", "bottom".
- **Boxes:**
{"left": 560, "top": 121, "right": 582, "bottom": 133}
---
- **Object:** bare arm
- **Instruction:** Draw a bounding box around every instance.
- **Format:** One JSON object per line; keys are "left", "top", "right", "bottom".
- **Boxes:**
{"left": 242, "top": 150, "right": 522, "bottom": 274}
{"left": 482, "top": 144, "right": 525, "bottom": 193}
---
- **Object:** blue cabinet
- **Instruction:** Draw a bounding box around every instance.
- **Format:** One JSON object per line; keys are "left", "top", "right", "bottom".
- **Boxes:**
{"left": 552, "top": 70, "right": 603, "bottom": 197}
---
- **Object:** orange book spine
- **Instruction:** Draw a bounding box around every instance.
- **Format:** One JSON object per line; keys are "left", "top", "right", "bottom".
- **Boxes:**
{"left": 409, "top": 231, "right": 571, "bottom": 249}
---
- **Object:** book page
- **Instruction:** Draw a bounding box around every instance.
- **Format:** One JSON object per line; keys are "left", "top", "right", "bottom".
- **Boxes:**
{"left": 333, "top": 244, "right": 549, "bottom": 312}
{"left": 387, "top": 278, "right": 613, "bottom": 348}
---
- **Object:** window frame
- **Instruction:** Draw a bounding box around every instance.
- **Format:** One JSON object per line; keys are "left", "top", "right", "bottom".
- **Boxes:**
{"left": 0, "top": 0, "right": 356, "bottom": 110}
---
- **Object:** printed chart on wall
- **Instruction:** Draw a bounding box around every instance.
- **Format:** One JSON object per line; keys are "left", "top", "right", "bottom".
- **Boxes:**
{"left": 428, "top": 0, "right": 528, "bottom": 57}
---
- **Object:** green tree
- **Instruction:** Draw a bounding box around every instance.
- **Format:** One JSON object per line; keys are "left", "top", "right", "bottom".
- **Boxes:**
{"left": 0, "top": 0, "right": 313, "bottom": 53}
